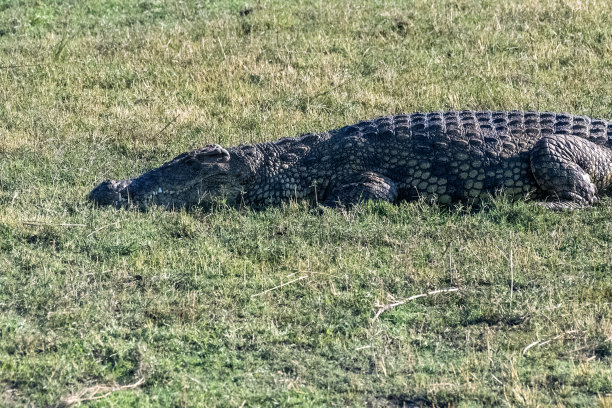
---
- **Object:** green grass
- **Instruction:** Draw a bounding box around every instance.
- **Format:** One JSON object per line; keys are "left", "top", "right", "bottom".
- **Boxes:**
{"left": 1, "top": 0, "right": 612, "bottom": 406}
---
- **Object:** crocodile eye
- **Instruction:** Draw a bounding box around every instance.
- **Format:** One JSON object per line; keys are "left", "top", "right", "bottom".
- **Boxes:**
{"left": 198, "top": 144, "right": 230, "bottom": 161}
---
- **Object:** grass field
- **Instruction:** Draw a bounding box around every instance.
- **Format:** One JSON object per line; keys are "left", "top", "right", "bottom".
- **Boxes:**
{"left": 1, "top": 0, "right": 612, "bottom": 406}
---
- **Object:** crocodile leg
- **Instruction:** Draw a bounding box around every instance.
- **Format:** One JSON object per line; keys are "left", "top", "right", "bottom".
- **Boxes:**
{"left": 530, "top": 134, "right": 612, "bottom": 209}
{"left": 322, "top": 172, "right": 398, "bottom": 207}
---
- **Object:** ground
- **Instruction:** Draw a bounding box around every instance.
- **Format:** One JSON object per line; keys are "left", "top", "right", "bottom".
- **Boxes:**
{"left": 0, "top": 0, "right": 611, "bottom": 406}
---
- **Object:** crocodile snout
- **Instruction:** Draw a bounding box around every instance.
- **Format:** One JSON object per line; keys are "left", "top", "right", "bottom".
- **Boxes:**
{"left": 89, "top": 179, "right": 132, "bottom": 206}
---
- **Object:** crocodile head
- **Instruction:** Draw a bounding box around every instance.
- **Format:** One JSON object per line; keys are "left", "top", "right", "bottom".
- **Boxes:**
{"left": 89, "top": 144, "right": 256, "bottom": 209}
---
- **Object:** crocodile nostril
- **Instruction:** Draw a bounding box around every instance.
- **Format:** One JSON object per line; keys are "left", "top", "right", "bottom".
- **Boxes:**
{"left": 89, "top": 179, "right": 132, "bottom": 206}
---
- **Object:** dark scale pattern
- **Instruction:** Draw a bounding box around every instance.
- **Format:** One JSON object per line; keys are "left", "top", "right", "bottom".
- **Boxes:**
{"left": 90, "top": 111, "right": 612, "bottom": 210}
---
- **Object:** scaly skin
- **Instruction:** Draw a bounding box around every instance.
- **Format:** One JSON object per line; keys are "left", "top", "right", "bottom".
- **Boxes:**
{"left": 90, "top": 111, "right": 612, "bottom": 210}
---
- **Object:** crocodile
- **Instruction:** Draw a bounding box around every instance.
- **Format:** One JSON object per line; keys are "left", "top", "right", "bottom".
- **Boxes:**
{"left": 89, "top": 110, "right": 612, "bottom": 210}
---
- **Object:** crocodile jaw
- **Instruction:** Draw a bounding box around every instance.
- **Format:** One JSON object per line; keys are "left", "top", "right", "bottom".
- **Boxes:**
{"left": 89, "top": 175, "right": 241, "bottom": 209}
{"left": 89, "top": 144, "right": 257, "bottom": 209}
{"left": 89, "top": 179, "right": 134, "bottom": 207}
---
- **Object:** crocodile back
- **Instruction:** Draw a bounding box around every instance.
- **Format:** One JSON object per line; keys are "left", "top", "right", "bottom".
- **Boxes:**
{"left": 334, "top": 111, "right": 612, "bottom": 150}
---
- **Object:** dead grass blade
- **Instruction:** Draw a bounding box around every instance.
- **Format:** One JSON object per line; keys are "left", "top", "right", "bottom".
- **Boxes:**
{"left": 522, "top": 330, "right": 581, "bottom": 355}
{"left": 372, "top": 288, "right": 459, "bottom": 322}
{"left": 59, "top": 377, "right": 145, "bottom": 407}
{"left": 251, "top": 275, "right": 308, "bottom": 298}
